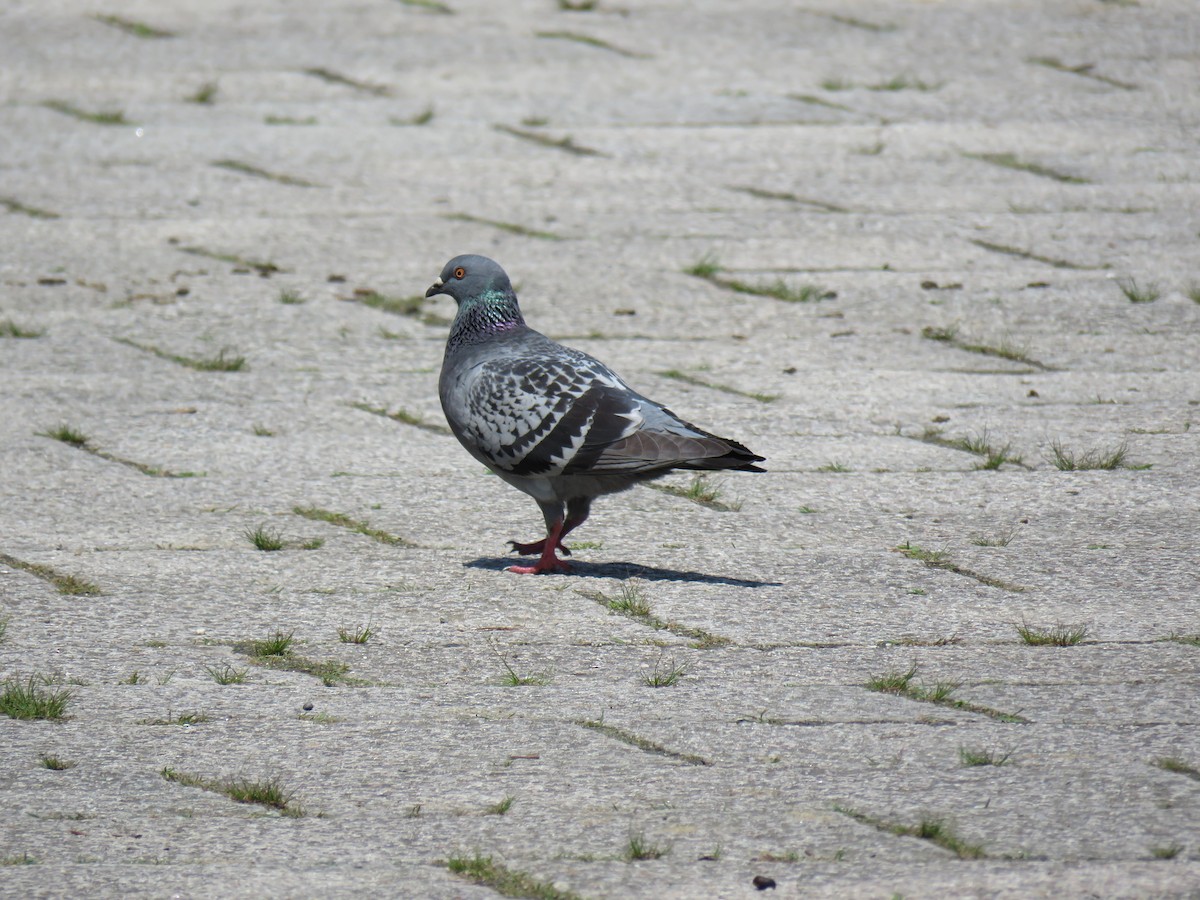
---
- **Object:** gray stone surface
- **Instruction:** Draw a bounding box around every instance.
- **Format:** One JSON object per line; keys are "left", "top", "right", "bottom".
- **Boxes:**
{"left": 1, "top": 0, "right": 1199, "bottom": 897}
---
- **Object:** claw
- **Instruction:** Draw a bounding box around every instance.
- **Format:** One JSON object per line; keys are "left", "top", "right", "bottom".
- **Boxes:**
{"left": 507, "top": 557, "right": 571, "bottom": 575}
{"left": 506, "top": 518, "right": 570, "bottom": 573}
{"left": 507, "top": 538, "right": 570, "bottom": 557}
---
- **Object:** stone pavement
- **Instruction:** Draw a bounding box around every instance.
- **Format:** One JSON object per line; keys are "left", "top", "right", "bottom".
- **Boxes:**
{"left": 1, "top": 1, "right": 1198, "bottom": 897}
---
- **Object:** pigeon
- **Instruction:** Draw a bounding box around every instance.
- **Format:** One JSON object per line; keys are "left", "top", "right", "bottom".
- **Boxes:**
{"left": 427, "top": 254, "right": 765, "bottom": 574}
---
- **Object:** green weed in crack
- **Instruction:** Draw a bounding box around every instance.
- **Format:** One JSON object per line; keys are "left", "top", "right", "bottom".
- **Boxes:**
{"left": 866, "top": 664, "right": 1027, "bottom": 723}
{"left": 205, "top": 663, "right": 248, "bottom": 685}
{"left": 161, "top": 768, "right": 305, "bottom": 817}
{"left": 38, "top": 752, "right": 75, "bottom": 770}
{"left": 0, "top": 319, "right": 44, "bottom": 338}
{"left": 834, "top": 805, "right": 984, "bottom": 858}
{"left": 337, "top": 623, "right": 376, "bottom": 645}
{"left": 1153, "top": 757, "right": 1200, "bottom": 782}
{"left": 1116, "top": 276, "right": 1160, "bottom": 304}
{"left": 485, "top": 795, "right": 515, "bottom": 815}
{"left": 443, "top": 854, "right": 581, "bottom": 899}
{"left": 626, "top": 832, "right": 671, "bottom": 861}
{"left": 1049, "top": 440, "right": 1138, "bottom": 471}
{"left": 493, "top": 644, "right": 552, "bottom": 686}
{"left": 959, "top": 747, "right": 1013, "bottom": 767}
{"left": 1016, "top": 622, "right": 1088, "bottom": 646}
{"left": 642, "top": 657, "right": 687, "bottom": 688}
{"left": 685, "top": 254, "right": 834, "bottom": 303}
{"left": 245, "top": 524, "right": 285, "bottom": 551}
{"left": 0, "top": 676, "right": 72, "bottom": 721}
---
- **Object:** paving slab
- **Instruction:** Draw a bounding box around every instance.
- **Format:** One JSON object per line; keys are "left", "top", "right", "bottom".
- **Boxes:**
{"left": 1, "top": 1, "right": 1199, "bottom": 897}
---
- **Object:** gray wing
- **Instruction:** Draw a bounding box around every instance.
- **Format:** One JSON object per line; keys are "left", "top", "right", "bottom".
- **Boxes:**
{"left": 460, "top": 345, "right": 760, "bottom": 478}
{"left": 461, "top": 349, "right": 645, "bottom": 477}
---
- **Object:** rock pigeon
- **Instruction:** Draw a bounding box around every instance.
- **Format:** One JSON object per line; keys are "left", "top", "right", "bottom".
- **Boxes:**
{"left": 427, "top": 254, "right": 765, "bottom": 574}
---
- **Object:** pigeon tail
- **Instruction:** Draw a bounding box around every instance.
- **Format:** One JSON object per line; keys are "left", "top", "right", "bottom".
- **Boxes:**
{"left": 676, "top": 438, "right": 766, "bottom": 473}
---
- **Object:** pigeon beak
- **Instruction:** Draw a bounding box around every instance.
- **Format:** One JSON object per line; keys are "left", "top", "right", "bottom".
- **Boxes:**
{"left": 425, "top": 277, "right": 445, "bottom": 298}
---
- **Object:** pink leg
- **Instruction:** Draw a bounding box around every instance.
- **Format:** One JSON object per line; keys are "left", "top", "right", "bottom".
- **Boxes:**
{"left": 507, "top": 518, "right": 570, "bottom": 574}
{"left": 508, "top": 536, "right": 571, "bottom": 557}
{"left": 507, "top": 514, "right": 586, "bottom": 557}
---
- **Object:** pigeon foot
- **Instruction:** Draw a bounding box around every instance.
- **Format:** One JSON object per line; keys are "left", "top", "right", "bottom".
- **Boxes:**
{"left": 506, "top": 558, "right": 571, "bottom": 575}
{"left": 508, "top": 538, "right": 571, "bottom": 557}
{"left": 506, "top": 520, "right": 568, "bottom": 573}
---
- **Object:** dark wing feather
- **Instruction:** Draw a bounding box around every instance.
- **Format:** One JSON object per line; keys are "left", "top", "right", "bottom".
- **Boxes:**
{"left": 456, "top": 337, "right": 764, "bottom": 478}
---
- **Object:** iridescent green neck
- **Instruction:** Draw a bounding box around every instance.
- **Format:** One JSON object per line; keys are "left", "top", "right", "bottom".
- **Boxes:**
{"left": 447, "top": 288, "right": 525, "bottom": 350}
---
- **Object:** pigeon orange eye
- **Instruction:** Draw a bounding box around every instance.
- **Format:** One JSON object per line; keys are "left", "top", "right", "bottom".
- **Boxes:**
{"left": 453, "top": 267, "right": 466, "bottom": 279}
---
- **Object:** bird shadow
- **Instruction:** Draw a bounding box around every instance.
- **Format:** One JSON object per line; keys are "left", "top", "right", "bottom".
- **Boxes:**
{"left": 464, "top": 557, "right": 780, "bottom": 588}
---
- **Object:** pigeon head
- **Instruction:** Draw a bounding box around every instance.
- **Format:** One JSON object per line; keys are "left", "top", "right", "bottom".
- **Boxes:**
{"left": 426, "top": 255, "right": 514, "bottom": 304}
{"left": 428, "top": 255, "right": 525, "bottom": 343}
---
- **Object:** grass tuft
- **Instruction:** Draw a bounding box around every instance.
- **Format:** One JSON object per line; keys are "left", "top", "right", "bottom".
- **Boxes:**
{"left": 116, "top": 338, "right": 246, "bottom": 371}
{"left": 442, "top": 212, "right": 564, "bottom": 241}
{"left": 43, "top": 99, "right": 129, "bottom": 125}
{"left": 212, "top": 159, "right": 317, "bottom": 188}
{"left": 92, "top": 14, "right": 173, "bottom": 38}
{"left": 919, "top": 427, "right": 1025, "bottom": 470}
{"left": 866, "top": 663, "right": 1027, "bottom": 722}
{"left": 1016, "top": 622, "right": 1087, "bottom": 646}
{"left": 140, "top": 711, "right": 210, "bottom": 726}
{"left": 894, "top": 541, "right": 1025, "bottom": 592}
{"left": 1115, "top": 276, "right": 1160, "bottom": 303}
{"left": 684, "top": 255, "right": 834, "bottom": 303}
{"left": 867, "top": 75, "right": 939, "bottom": 91}
{"left": 293, "top": 505, "right": 419, "bottom": 547}
{"left": 535, "top": 30, "right": 646, "bottom": 58}
{"left": 1151, "top": 843, "right": 1183, "bottom": 860}
{"left": 1153, "top": 757, "right": 1200, "bottom": 782}
{"left": 962, "top": 151, "right": 1088, "bottom": 184}
{"left": 187, "top": 81, "right": 218, "bottom": 104}
{"left": 606, "top": 582, "right": 652, "bottom": 618}
{"left": 578, "top": 583, "right": 729, "bottom": 649}
{"left": 278, "top": 288, "right": 305, "bottom": 305}
{"left": 866, "top": 665, "right": 919, "bottom": 694}
{"left": 1164, "top": 632, "right": 1200, "bottom": 647}
{"left": 38, "top": 752, "right": 75, "bottom": 770}
{"left": 161, "top": 767, "right": 304, "bottom": 816}
{"left": 0, "top": 551, "right": 101, "bottom": 596}
{"left": 656, "top": 369, "right": 777, "bottom": 404}
{"left": 970, "top": 527, "right": 1018, "bottom": 547}
{"left": 626, "top": 832, "right": 671, "bottom": 860}
{"left": 495, "top": 647, "right": 552, "bottom": 686}
{"left": 835, "top": 805, "right": 984, "bottom": 858}
{"left": 486, "top": 795, "right": 515, "bottom": 815}
{"left": 40, "top": 423, "right": 91, "bottom": 448}
{"left": 1048, "top": 440, "right": 1132, "bottom": 471}
{"left": 922, "top": 325, "right": 1049, "bottom": 370}
{"left": 301, "top": 67, "right": 391, "bottom": 96}
{"left": 648, "top": 474, "right": 741, "bottom": 511}
{"left": 0, "top": 319, "right": 44, "bottom": 338}
{"left": 577, "top": 717, "right": 709, "bottom": 765}
{"left": 245, "top": 524, "right": 285, "bottom": 552}
{"left": 443, "top": 854, "right": 581, "bottom": 899}
{"left": 959, "top": 747, "right": 1013, "bottom": 767}
{"left": 249, "top": 630, "right": 294, "bottom": 658}
{"left": 0, "top": 677, "right": 71, "bottom": 721}
{"left": 337, "top": 623, "right": 376, "bottom": 645}
{"left": 642, "top": 657, "right": 687, "bottom": 688}
{"left": 390, "top": 106, "right": 435, "bottom": 126}
{"left": 205, "top": 663, "right": 249, "bottom": 685}
{"left": 494, "top": 124, "right": 605, "bottom": 157}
